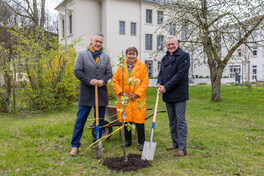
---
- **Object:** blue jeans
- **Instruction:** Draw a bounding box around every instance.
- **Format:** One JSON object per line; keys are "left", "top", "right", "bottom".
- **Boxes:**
{"left": 71, "top": 105, "right": 105, "bottom": 148}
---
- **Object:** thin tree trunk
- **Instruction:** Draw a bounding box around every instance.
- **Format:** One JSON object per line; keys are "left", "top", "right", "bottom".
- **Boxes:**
{"left": 12, "top": 62, "right": 16, "bottom": 110}
{"left": 121, "top": 62, "right": 128, "bottom": 162}
{"left": 121, "top": 114, "right": 128, "bottom": 162}
{"left": 40, "top": 0, "right": 46, "bottom": 28}
{"left": 33, "top": 0, "right": 39, "bottom": 28}
{"left": 3, "top": 72, "right": 11, "bottom": 113}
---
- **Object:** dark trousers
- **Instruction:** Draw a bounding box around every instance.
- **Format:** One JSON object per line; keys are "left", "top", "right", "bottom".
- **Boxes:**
{"left": 71, "top": 105, "right": 105, "bottom": 148}
{"left": 125, "top": 123, "right": 145, "bottom": 144}
{"left": 165, "top": 101, "right": 187, "bottom": 151}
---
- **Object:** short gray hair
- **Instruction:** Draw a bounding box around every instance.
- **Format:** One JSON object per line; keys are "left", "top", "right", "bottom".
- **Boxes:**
{"left": 92, "top": 32, "right": 104, "bottom": 39}
{"left": 166, "top": 35, "right": 178, "bottom": 43}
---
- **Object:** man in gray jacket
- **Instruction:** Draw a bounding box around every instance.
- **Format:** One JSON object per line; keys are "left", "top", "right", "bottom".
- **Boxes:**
{"left": 70, "top": 33, "right": 112, "bottom": 156}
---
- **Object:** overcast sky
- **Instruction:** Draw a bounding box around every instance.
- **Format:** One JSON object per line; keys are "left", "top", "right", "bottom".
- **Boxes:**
{"left": 46, "top": 0, "right": 62, "bottom": 15}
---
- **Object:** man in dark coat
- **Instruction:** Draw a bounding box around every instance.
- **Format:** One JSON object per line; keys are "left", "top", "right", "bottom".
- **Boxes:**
{"left": 70, "top": 33, "right": 112, "bottom": 156}
{"left": 157, "top": 35, "right": 190, "bottom": 157}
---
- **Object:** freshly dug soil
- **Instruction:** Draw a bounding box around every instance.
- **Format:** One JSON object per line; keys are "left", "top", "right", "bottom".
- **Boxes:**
{"left": 103, "top": 154, "right": 152, "bottom": 171}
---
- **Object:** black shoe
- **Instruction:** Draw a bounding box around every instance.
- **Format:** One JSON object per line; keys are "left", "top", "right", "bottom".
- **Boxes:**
{"left": 124, "top": 141, "right": 132, "bottom": 148}
{"left": 139, "top": 143, "right": 144, "bottom": 151}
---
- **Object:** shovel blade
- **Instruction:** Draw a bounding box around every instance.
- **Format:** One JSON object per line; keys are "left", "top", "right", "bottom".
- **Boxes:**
{"left": 95, "top": 142, "right": 103, "bottom": 159}
{"left": 141, "top": 141, "right": 157, "bottom": 161}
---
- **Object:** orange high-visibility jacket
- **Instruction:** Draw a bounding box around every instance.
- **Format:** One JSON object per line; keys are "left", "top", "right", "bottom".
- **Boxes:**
{"left": 112, "top": 59, "right": 149, "bottom": 124}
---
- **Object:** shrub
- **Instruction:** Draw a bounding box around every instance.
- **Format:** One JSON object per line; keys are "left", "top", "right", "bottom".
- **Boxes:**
{"left": 107, "top": 81, "right": 116, "bottom": 100}
{"left": 9, "top": 27, "right": 79, "bottom": 110}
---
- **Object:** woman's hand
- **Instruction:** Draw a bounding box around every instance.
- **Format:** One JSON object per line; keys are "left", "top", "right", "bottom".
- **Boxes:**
{"left": 130, "top": 94, "right": 139, "bottom": 101}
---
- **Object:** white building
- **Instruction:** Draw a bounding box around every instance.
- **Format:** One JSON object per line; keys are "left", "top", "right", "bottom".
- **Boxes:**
{"left": 55, "top": 0, "right": 263, "bottom": 82}
{"left": 55, "top": 0, "right": 168, "bottom": 77}
{"left": 223, "top": 31, "right": 264, "bottom": 82}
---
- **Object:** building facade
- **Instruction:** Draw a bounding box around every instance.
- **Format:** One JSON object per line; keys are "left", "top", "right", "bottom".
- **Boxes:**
{"left": 56, "top": 0, "right": 168, "bottom": 77}
{"left": 223, "top": 31, "right": 264, "bottom": 82}
{"left": 55, "top": 0, "right": 263, "bottom": 82}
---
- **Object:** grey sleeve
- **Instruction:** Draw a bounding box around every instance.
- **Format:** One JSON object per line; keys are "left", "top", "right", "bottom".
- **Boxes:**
{"left": 74, "top": 51, "right": 91, "bottom": 86}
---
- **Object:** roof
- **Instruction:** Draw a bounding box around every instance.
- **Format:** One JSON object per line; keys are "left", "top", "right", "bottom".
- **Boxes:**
{"left": 55, "top": 0, "right": 161, "bottom": 10}
{"left": 55, "top": 0, "right": 72, "bottom": 10}
{"left": 142, "top": 0, "right": 162, "bottom": 3}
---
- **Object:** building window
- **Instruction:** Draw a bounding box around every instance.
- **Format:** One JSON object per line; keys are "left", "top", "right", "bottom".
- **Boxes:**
{"left": 146, "top": 9, "right": 152, "bottom": 24}
{"left": 145, "top": 34, "right": 153, "bottom": 50}
{"left": 237, "top": 49, "right": 242, "bottom": 57}
{"left": 131, "top": 22, "right": 136, "bottom": 36}
{"left": 69, "top": 15, "right": 72, "bottom": 34}
{"left": 252, "top": 65, "right": 257, "bottom": 80}
{"left": 145, "top": 60, "right": 153, "bottom": 77}
{"left": 181, "top": 26, "right": 187, "bottom": 40}
{"left": 229, "top": 65, "right": 241, "bottom": 78}
{"left": 62, "top": 19, "right": 65, "bottom": 37}
{"left": 157, "top": 35, "right": 164, "bottom": 50}
{"left": 158, "top": 61, "right": 162, "bottom": 71}
{"left": 157, "top": 11, "right": 163, "bottom": 24}
{"left": 119, "top": 21, "right": 125, "bottom": 35}
{"left": 169, "top": 24, "right": 176, "bottom": 36}
{"left": 252, "top": 47, "right": 257, "bottom": 56}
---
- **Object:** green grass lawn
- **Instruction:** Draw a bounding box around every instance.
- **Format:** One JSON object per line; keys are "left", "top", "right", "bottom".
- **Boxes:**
{"left": 0, "top": 85, "right": 264, "bottom": 175}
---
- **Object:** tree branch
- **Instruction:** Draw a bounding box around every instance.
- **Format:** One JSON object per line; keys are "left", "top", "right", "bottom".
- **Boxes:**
{"left": 223, "top": 15, "right": 264, "bottom": 65}
{"left": 208, "top": 13, "right": 231, "bottom": 28}
{"left": 2, "top": 1, "right": 32, "bottom": 19}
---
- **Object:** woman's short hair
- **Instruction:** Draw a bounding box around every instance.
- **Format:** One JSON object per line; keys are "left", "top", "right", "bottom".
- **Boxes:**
{"left": 125, "top": 47, "right": 138, "bottom": 56}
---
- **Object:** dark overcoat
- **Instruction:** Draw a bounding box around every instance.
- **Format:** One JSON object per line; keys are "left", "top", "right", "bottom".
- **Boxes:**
{"left": 74, "top": 49, "right": 112, "bottom": 106}
{"left": 157, "top": 47, "right": 190, "bottom": 102}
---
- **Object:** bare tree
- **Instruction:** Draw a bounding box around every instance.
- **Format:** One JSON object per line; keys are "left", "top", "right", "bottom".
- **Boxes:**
{"left": 2, "top": 0, "right": 46, "bottom": 28}
{"left": 157, "top": 0, "right": 264, "bottom": 101}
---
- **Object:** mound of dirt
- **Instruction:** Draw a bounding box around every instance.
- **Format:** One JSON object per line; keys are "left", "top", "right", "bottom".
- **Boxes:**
{"left": 103, "top": 154, "right": 151, "bottom": 171}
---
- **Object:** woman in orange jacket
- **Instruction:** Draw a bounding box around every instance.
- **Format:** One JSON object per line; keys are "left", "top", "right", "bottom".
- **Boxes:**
{"left": 112, "top": 47, "right": 149, "bottom": 151}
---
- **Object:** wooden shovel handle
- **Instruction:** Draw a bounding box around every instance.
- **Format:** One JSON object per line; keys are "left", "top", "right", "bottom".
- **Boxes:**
{"left": 152, "top": 88, "right": 160, "bottom": 123}
{"left": 95, "top": 85, "right": 99, "bottom": 127}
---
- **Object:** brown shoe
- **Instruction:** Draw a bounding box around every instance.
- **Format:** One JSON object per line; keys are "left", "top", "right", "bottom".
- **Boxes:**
{"left": 70, "top": 147, "right": 79, "bottom": 157}
{"left": 166, "top": 145, "right": 179, "bottom": 151}
{"left": 174, "top": 150, "right": 187, "bottom": 157}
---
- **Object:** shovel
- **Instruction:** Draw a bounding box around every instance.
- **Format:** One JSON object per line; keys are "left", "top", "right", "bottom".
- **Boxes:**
{"left": 141, "top": 88, "right": 160, "bottom": 161}
{"left": 95, "top": 85, "right": 103, "bottom": 159}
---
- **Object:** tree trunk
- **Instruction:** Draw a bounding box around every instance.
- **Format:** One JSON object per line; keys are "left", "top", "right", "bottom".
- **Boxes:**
{"left": 211, "top": 77, "right": 221, "bottom": 101}
{"left": 210, "top": 67, "right": 223, "bottom": 101}
{"left": 12, "top": 62, "right": 16, "bottom": 110}
{"left": 121, "top": 118, "right": 128, "bottom": 162}
{"left": 33, "top": 0, "right": 39, "bottom": 28}
{"left": 40, "top": 0, "right": 46, "bottom": 28}
{"left": 2, "top": 72, "right": 12, "bottom": 113}
{"left": 121, "top": 63, "right": 128, "bottom": 162}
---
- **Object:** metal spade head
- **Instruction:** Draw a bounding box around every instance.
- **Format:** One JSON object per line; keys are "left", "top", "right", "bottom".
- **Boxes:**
{"left": 95, "top": 141, "right": 103, "bottom": 159}
{"left": 141, "top": 140, "right": 157, "bottom": 161}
